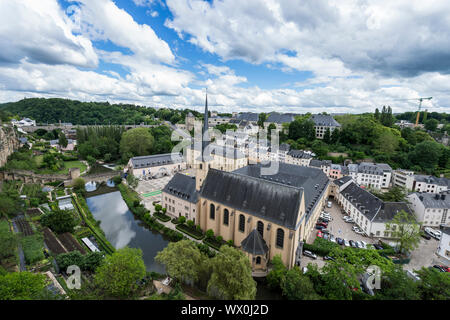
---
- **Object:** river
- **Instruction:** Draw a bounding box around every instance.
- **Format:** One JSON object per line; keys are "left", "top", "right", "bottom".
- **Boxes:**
{"left": 86, "top": 191, "right": 169, "bottom": 273}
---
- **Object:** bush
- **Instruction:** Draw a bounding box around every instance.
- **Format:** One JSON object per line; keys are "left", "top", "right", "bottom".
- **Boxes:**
{"left": 205, "top": 229, "right": 214, "bottom": 240}
{"left": 176, "top": 223, "right": 205, "bottom": 240}
{"left": 40, "top": 209, "right": 78, "bottom": 234}
{"left": 178, "top": 216, "right": 186, "bottom": 224}
{"left": 112, "top": 176, "right": 122, "bottom": 185}
{"left": 133, "top": 200, "right": 140, "bottom": 208}
{"left": 21, "top": 234, "right": 45, "bottom": 265}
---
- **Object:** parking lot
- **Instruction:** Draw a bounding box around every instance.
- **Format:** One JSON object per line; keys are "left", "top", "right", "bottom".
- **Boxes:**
{"left": 306, "top": 198, "right": 376, "bottom": 246}
{"left": 135, "top": 168, "right": 196, "bottom": 212}
{"left": 301, "top": 198, "right": 446, "bottom": 271}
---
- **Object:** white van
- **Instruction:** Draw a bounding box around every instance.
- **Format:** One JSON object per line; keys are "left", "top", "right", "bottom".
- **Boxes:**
{"left": 327, "top": 201, "right": 332, "bottom": 208}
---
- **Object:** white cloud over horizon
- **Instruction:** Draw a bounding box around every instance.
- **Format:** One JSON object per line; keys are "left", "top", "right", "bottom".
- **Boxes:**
{"left": 0, "top": 0, "right": 449, "bottom": 115}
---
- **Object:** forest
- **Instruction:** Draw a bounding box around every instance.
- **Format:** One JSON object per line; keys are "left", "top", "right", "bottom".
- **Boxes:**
{"left": 0, "top": 98, "right": 201, "bottom": 125}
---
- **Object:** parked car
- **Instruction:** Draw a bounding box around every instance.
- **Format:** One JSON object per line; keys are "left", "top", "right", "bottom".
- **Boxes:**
{"left": 352, "top": 226, "right": 359, "bottom": 231}
{"left": 327, "top": 201, "right": 332, "bottom": 208}
{"left": 329, "top": 234, "right": 336, "bottom": 243}
{"left": 316, "top": 231, "right": 323, "bottom": 238}
{"left": 323, "top": 255, "right": 335, "bottom": 261}
{"left": 319, "top": 217, "right": 331, "bottom": 223}
{"left": 349, "top": 240, "right": 357, "bottom": 248}
{"left": 439, "top": 265, "right": 450, "bottom": 272}
{"left": 345, "top": 218, "right": 354, "bottom": 223}
{"left": 321, "top": 229, "right": 330, "bottom": 234}
{"left": 317, "top": 222, "right": 328, "bottom": 228}
{"left": 336, "top": 237, "right": 344, "bottom": 245}
{"left": 356, "top": 241, "right": 364, "bottom": 248}
{"left": 406, "top": 270, "right": 421, "bottom": 282}
{"left": 373, "top": 244, "right": 383, "bottom": 250}
{"left": 303, "top": 250, "right": 317, "bottom": 259}
{"left": 432, "top": 265, "right": 446, "bottom": 272}
{"left": 315, "top": 225, "right": 325, "bottom": 230}
{"left": 421, "top": 233, "right": 431, "bottom": 240}
{"left": 323, "top": 233, "right": 329, "bottom": 240}
{"left": 343, "top": 215, "right": 351, "bottom": 220}
{"left": 344, "top": 239, "right": 350, "bottom": 247}
{"left": 302, "top": 267, "right": 308, "bottom": 274}
{"left": 360, "top": 241, "right": 367, "bottom": 249}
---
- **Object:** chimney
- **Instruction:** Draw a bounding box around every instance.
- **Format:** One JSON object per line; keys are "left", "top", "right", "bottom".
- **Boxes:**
{"left": 441, "top": 194, "right": 446, "bottom": 200}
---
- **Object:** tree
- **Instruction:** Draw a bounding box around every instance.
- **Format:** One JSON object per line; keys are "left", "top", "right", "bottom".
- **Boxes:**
{"left": 323, "top": 128, "right": 331, "bottom": 144}
{"left": 41, "top": 209, "right": 78, "bottom": 234}
{"left": 205, "top": 229, "right": 214, "bottom": 240}
{"left": 155, "top": 240, "right": 206, "bottom": 283}
{"left": 266, "top": 255, "right": 287, "bottom": 290}
{"left": 94, "top": 247, "right": 146, "bottom": 299}
{"left": 288, "top": 116, "right": 315, "bottom": 141}
{"left": 281, "top": 266, "right": 321, "bottom": 300}
{"left": 416, "top": 267, "right": 450, "bottom": 300}
{"left": 72, "top": 177, "right": 86, "bottom": 193}
{"left": 0, "top": 272, "right": 47, "bottom": 300}
{"left": 375, "top": 265, "right": 420, "bottom": 300}
{"left": 120, "top": 127, "right": 154, "bottom": 159}
{"left": 371, "top": 186, "right": 407, "bottom": 201}
{"left": 408, "top": 141, "right": 442, "bottom": 172}
{"left": 374, "top": 108, "right": 380, "bottom": 121}
{"left": 385, "top": 210, "right": 421, "bottom": 254}
{"left": 258, "top": 113, "right": 267, "bottom": 128}
{"left": 207, "top": 246, "right": 257, "bottom": 300}
{"left": 424, "top": 119, "right": 439, "bottom": 132}
{"left": 0, "top": 195, "right": 20, "bottom": 218}
{"left": 0, "top": 223, "right": 18, "bottom": 260}
{"left": 58, "top": 132, "right": 68, "bottom": 148}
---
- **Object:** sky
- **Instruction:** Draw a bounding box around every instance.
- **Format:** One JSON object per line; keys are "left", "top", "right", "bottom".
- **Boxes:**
{"left": 0, "top": 0, "right": 449, "bottom": 114}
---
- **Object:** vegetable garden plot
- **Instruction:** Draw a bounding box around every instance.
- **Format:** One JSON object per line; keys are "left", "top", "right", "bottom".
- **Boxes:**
{"left": 15, "top": 217, "right": 34, "bottom": 236}
{"left": 43, "top": 227, "right": 67, "bottom": 255}
{"left": 57, "top": 232, "right": 86, "bottom": 254}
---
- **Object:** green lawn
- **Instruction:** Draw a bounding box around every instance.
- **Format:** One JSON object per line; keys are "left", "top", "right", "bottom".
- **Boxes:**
{"left": 43, "top": 161, "right": 87, "bottom": 175}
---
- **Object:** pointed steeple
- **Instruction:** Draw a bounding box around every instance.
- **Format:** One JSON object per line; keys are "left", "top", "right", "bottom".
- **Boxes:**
{"left": 202, "top": 89, "right": 210, "bottom": 158}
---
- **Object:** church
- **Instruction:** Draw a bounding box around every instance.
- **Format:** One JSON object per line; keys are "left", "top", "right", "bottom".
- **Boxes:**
{"left": 192, "top": 92, "right": 331, "bottom": 275}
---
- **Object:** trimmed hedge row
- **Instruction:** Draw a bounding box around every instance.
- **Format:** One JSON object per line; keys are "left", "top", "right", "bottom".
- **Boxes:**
{"left": 154, "top": 212, "right": 171, "bottom": 222}
{"left": 303, "top": 237, "right": 341, "bottom": 256}
{"left": 176, "top": 224, "right": 205, "bottom": 240}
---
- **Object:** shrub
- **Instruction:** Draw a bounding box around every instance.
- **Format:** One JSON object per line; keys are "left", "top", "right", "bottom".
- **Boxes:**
{"left": 178, "top": 216, "right": 186, "bottom": 224}
{"left": 205, "top": 229, "right": 214, "bottom": 240}
{"left": 187, "top": 220, "right": 195, "bottom": 229}
{"left": 112, "top": 176, "right": 122, "bottom": 185}
{"left": 133, "top": 200, "right": 140, "bottom": 207}
{"left": 21, "top": 234, "right": 45, "bottom": 265}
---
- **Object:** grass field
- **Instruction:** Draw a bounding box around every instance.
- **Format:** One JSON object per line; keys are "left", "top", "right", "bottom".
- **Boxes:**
{"left": 53, "top": 161, "right": 87, "bottom": 175}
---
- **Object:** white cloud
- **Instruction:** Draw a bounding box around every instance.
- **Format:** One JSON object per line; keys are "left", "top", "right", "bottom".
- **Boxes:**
{"left": 0, "top": 0, "right": 97, "bottom": 68}
{"left": 68, "top": 0, "right": 174, "bottom": 64}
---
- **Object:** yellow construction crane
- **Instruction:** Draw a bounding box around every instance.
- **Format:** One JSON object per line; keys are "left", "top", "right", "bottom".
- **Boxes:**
{"left": 413, "top": 97, "right": 432, "bottom": 127}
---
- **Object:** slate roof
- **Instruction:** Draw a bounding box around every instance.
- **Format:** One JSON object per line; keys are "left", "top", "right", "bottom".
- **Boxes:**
{"left": 358, "top": 162, "right": 392, "bottom": 175}
{"left": 265, "top": 113, "right": 296, "bottom": 124}
{"left": 310, "top": 159, "right": 331, "bottom": 168}
{"left": 162, "top": 173, "right": 198, "bottom": 204}
{"left": 287, "top": 149, "right": 313, "bottom": 159}
{"left": 341, "top": 182, "right": 383, "bottom": 221}
{"left": 279, "top": 143, "right": 291, "bottom": 152}
{"left": 311, "top": 114, "right": 341, "bottom": 127}
{"left": 412, "top": 191, "right": 450, "bottom": 209}
{"left": 233, "top": 162, "right": 329, "bottom": 220}
{"left": 414, "top": 175, "right": 450, "bottom": 187}
{"left": 130, "top": 153, "right": 184, "bottom": 168}
{"left": 372, "top": 202, "right": 414, "bottom": 223}
{"left": 199, "top": 168, "right": 304, "bottom": 229}
{"left": 241, "top": 229, "right": 269, "bottom": 255}
{"left": 236, "top": 112, "right": 259, "bottom": 122}
{"left": 333, "top": 176, "right": 352, "bottom": 186}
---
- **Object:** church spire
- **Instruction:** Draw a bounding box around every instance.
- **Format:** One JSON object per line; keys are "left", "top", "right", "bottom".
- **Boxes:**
{"left": 202, "top": 89, "right": 209, "bottom": 158}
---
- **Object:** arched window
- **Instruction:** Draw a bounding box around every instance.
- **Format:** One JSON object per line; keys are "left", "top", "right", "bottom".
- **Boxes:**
{"left": 256, "top": 256, "right": 261, "bottom": 265}
{"left": 223, "top": 209, "right": 229, "bottom": 226}
{"left": 276, "top": 228, "right": 284, "bottom": 248}
{"left": 257, "top": 221, "right": 264, "bottom": 237}
{"left": 210, "top": 204, "right": 215, "bottom": 220}
{"left": 239, "top": 214, "right": 245, "bottom": 232}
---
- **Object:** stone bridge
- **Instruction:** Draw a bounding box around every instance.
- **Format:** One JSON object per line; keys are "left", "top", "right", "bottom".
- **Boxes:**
{"left": 83, "top": 171, "right": 120, "bottom": 183}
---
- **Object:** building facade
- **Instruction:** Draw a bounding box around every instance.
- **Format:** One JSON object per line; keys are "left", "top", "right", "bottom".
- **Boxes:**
{"left": 126, "top": 153, "right": 186, "bottom": 178}
{"left": 407, "top": 191, "right": 450, "bottom": 227}
{"left": 310, "top": 114, "right": 341, "bottom": 139}
{"left": 162, "top": 173, "right": 199, "bottom": 223}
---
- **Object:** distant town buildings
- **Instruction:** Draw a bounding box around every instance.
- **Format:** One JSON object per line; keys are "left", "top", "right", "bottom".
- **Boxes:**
{"left": 310, "top": 114, "right": 341, "bottom": 139}
{"left": 348, "top": 162, "right": 392, "bottom": 190}
{"left": 11, "top": 118, "right": 36, "bottom": 127}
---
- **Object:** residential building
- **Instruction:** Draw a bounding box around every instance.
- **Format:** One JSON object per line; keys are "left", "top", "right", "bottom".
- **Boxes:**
{"left": 337, "top": 181, "right": 415, "bottom": 238}
{"left": 437, "top": 227, "right": 450, "bottom": 263}
{"left": 285, "top": 149, "right": 314, "bottom": 167}
{"left": 407, "top": 191, "right": 450, "bottom": 227}
{"left": 392, "top": 169, "right": 415, "bottom": 190}
{"left": 309, "top": 159, "right": 331, "bottom": 176}
{"left": 412, "top": 175, "right": 449, "bottom": 194}
{"left": 208, "top": 115, "right": 231, "bottom": 127}
{"left": 234, "top": 112, "right": 259, "bottom": 125}
{"left": 329, "top": 164, "right": 349, "bottom": 180}
{"left": 348, "top": 162, "right": 392, "bottom": 190}
{"left": 162, "top": 173, "right": 199, "bottom": 223}
{"left": 310, "top": 114, "right": 341, "bottom": 139}
{"left": 11, "top": 118, "right": 36, "bottom": 127}
{"left": 263, "top": 113, "right": 296, "bottom": 132}
{"left": 126, "top": 153, "right": 186, "bottom": 178}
